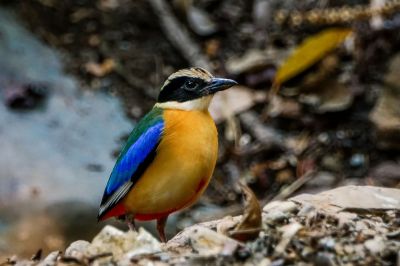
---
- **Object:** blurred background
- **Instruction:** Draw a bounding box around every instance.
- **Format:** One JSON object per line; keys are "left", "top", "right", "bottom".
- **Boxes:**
{"left": 0, "top": 0, "right": 399, "bottom": 259}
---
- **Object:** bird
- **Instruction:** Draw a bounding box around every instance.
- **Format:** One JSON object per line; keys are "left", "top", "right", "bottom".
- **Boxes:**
{"left": 97, "top": 67, "right": 237, "bottom": 242}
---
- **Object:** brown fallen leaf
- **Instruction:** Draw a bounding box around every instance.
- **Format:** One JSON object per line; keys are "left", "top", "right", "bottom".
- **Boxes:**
{"left": 370, "top": 53, "right": 400, "bottom": 149}
{"left": 186, "top": 5, "right": 218, "bottom": 36}
{"left": 209, "top": 85, "right": 267, "bottom": 123}
{"left": 226, "top": 48, "right": 285, "bottom": 76}
{"left": 299, "top": 78, "right": 354, "bottom": 113}
{"left": 266, "top": 94, "right": 302, "bottom": 118}
{"left": 229, "top": 183, "right": 262, "bottom": 242}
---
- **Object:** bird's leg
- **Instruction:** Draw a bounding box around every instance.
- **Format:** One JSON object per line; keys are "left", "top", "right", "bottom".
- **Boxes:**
{"left": 156, "top": 216, "right": 168, "bottom": 243}
{"left": 125, "top": 213, "right": 136, "bottom": 231}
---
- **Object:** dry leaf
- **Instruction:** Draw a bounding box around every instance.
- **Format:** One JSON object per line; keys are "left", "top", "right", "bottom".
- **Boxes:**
{"left": 299, "top": 78, "right": 354, "bottom": 113}
{"left": 187, "top": 6, "right": 218, "bottom": 36}
{"left": 370, "top": 54, "right": 400, "bottom": 149}
{"left": 209, "top": 85, "right": 266, "bottom": 123}
{"left": 267, "top": 94, "right": 302, "bottom": 118}
{"left": 225, "top": 49, "right": 274, "bottom": 75}
{"left": 85, "top": 58, "right": 115, "bottom": 77}
{"left": 274, "top": 28, "right": 352, "bottom": 86}
{"left": 229, "top": 183, "right": 262, "bottom": 242}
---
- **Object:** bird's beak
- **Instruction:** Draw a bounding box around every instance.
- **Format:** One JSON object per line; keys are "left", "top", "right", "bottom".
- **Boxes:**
{"left": 203, "top": 78, "right": 237, "bottom": 95}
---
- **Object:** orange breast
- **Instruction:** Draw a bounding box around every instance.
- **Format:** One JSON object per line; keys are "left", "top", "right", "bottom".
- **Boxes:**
{"left": 123, "top": 109, "right": 218, "bottom": 219}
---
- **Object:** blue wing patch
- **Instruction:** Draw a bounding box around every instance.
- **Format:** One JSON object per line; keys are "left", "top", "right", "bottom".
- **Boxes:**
{"left": 98, "top": 119, "right": 164, "bottom": 219}
{"left": 105, "top": 121, "right": 164, "bottom": 195}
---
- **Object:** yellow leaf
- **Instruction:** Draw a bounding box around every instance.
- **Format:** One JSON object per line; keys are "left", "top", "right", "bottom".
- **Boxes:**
{"left": 274, "top": 28, "right": 352, "bottom": 87}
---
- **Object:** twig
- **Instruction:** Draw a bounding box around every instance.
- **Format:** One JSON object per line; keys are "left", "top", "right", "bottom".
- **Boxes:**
{"left": 148, "top": 0, "right": 212, "bottom": 70}
{"left": 87, "top": 252, "right": 113, "bottom": 263}
{"left": 228, "top": 227, "right": 263, "bottom": 236}
{"left": 114, "top": 64, "right": 159, "bottom": 99}
{"left": 239, "top": 111, "right": 283, "bottom": 149}
{"left": 271, "top": 171, "right": 317, "bottom": 202}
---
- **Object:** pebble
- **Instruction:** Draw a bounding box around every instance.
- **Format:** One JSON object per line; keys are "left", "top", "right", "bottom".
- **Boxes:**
{"left": 314, "top": 252, "right": 336, "bottom": 266}
{"left": 364, "top": 236, "right": 385, "bottom": 255}
{"left": 263, "top": 200, "right": 298, "bottom": 214}
{"left": 318, "top": 237, "right": 336, "bottom": 251}
{"left": 350, "top": 154, "right": 365, "bottom": 168}
{"left": 65, "top": 240, "right": 90, "bottom": 258}
{"left": 264, "top": 210, "right": 288, "bottom": 224}
{"left": 38, "top": 251, "right": 61, "bottom": 266}
{"left": 297, "top": 203, "right": 316, "bottom": 217}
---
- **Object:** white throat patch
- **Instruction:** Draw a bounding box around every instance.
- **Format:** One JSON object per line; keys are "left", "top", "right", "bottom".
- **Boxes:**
{"left": 155, "top": 96, "right": 213, "bottom": 111}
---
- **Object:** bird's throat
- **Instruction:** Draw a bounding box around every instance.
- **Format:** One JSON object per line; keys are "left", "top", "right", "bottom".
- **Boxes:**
{"left": 154, "top": 95, "right": 212, "bottom": 111}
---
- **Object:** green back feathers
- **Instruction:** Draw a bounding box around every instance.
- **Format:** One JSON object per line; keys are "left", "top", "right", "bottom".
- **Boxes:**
{"left": 116, "top": 107, "right": 164, "bottom": 163}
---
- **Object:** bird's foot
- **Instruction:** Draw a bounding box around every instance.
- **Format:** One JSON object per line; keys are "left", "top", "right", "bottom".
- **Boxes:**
{"left": 156, "top": 216, "right": 168, "bottom": 243}
{"left": 125, "top": 214, "right": 136, "bottom": 231}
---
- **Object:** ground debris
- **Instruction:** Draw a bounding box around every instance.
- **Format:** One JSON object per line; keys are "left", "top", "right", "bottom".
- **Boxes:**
{"left": 370, "top": 53, "right": 400, "bottom": 149}
{"left": 229, "top": 183, "right": 262, "bottom": 242}
{"left": 209, "top": 85, "right": 266, "bottom": 123}
{"left": 4, "top": 186, "right": 399, "bottom": 265}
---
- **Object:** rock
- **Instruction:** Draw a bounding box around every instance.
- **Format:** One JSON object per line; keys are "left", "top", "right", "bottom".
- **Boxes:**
{"left": 318, "top": 237, "right": 336, "bottom": 251}
{"left": 297, "top": 203, "right": 317, "bottom": 217}
{"left": 65, "top": 240, "right": 90, "bottom": 258}
{"left": 86, "top": 226, "right": 161, "bottom": 260}
{"left": 38, "top": 251, "right": 61, "bottom": 266}
{"left": 291, "top": 186, "right": 400, "bottom": 213}
{"left": 189, "top": 226, "right": 241, "bottom": 256}
{"left": 216, "top": 216, "right": 237, "bottom": 236}
{"left": 257, "top": 257, "right": 272, "bottom": 266}
{"left": 125, "top": 228, "right": 163, "bottom": 258}
{"left": 274, "top": 222, "right": 303, "bottom": 256}
{"left": 364, "top": 236, "right": 385, "bottom": 255}
{"left": 263, "top": 200, "right": 298, "bottom": 214}
{"left": 314, "top": 252, "right": 336, "bottom": 266}
{"left": 263, "top": 210, "right": 288, "bottom": 224}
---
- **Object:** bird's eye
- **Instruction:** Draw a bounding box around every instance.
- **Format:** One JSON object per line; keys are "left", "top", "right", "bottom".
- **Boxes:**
{"left": 184, "top": 80, "right": 199, "bottom": 91}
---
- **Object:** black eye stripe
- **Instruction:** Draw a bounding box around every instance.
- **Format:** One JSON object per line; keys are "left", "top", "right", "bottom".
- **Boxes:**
{"left": 184, "top": 79, "right": 200, "bottom": 91}
{"left": 158, "top": 76, "right": 206, "bottom": 103}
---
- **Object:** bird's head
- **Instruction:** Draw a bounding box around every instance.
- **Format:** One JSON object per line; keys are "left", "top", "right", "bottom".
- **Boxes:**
{"left": 155, "top": 67, "right": 237, "bottom": 111}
